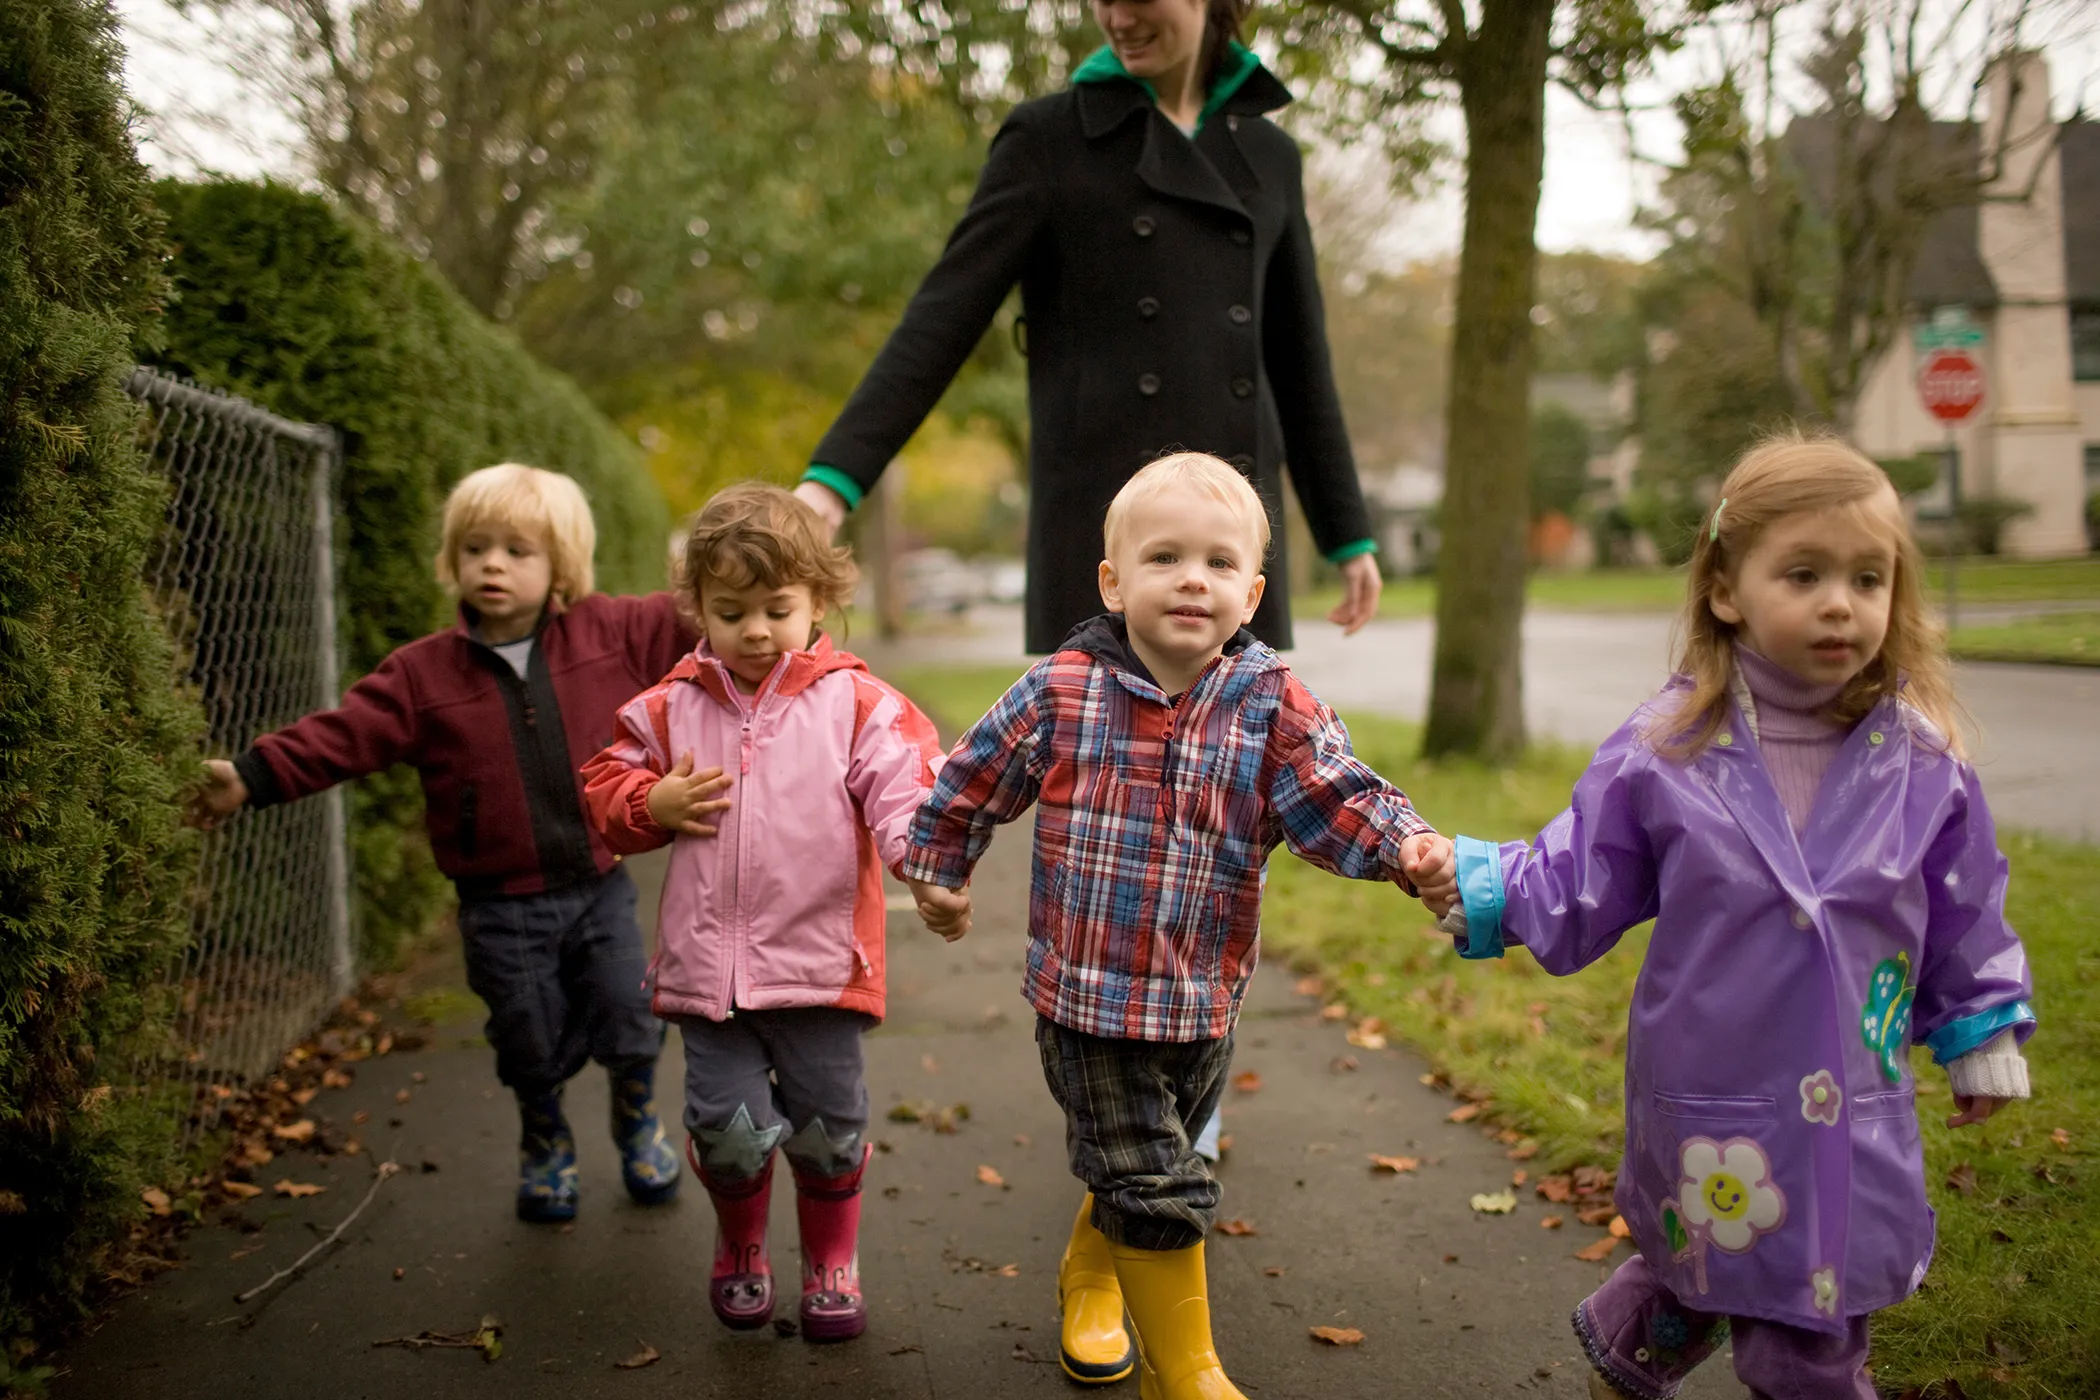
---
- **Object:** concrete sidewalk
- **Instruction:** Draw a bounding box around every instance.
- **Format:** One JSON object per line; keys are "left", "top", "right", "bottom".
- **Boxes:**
{"left": 56, "top": 840, "right": 1747, "bottom": 1399}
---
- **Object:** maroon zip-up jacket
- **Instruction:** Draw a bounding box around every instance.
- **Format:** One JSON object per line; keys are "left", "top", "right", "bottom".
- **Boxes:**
{"left": 234, "top": 593, "right": 697, "bottom": 900}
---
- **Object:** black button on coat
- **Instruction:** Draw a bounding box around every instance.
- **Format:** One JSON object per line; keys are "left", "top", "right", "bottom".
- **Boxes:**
{"left": 810, "top": 65, "right": 1372, "bottom": 652}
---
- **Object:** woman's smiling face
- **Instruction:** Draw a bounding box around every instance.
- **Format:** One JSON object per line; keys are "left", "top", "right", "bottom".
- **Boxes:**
{"left": 1091, "top": 0, "right": 1210, "bottom": 80}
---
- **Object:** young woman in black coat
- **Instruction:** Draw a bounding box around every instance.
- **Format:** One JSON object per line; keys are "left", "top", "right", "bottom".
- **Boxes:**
{"left": 795, "top": 0, "right": 1382, "bottom": 661}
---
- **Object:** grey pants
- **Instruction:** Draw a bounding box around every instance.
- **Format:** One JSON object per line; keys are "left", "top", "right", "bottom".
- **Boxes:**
{"left": 456, "top": 867, "right": 662, "bottom": 1096}
{"left": 675, "top": 1007, "right": 871, "bottom": 1182}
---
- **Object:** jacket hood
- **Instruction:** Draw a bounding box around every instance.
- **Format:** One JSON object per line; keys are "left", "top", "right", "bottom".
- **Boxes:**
{"left": 1058, "top": 612, "right": 1266, "bottom": 700}
{"left": 667, "top": 629, "right": 869, "bottom": 708}
{"left": 1071, "top": 41, "right": 1289, "bottom": 137}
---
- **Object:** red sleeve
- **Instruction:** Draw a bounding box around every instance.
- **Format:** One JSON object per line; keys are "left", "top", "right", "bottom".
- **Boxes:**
{"left": 248, "top": 645, "right": 424, "bottom": 804}
{"left": 604, "top": 591, "right": 699, "bottom": 683}
{"left": 580, "top": 683, "right": 676, "bottom": 855}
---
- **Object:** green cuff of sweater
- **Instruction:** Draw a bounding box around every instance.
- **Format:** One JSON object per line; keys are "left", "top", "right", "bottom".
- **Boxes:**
{"left": 1325, "top": 538, "right": 1378, "bottom": 564}
{"left": 800, "top": 465, "right": 864, "bottom": 512}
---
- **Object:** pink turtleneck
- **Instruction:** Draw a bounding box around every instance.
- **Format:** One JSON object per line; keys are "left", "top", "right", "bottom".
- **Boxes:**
{"left": 1736, "top": 645, "right": 1851, "bottom": 835}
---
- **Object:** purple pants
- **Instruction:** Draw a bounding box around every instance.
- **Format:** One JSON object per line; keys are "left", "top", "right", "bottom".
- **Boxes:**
{"left": 1574, "top": 1255, "right": 1874, "bottom": 1400}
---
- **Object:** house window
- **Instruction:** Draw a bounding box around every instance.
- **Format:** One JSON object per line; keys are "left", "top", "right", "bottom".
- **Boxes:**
{"left": 2074, "top": 309, "right": 2100, "bottom": 382}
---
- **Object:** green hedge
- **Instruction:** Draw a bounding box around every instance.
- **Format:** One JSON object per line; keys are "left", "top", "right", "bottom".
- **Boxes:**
{"left": 149, "top": 180, "right": 674, "bottom": 965}
{"left": 0, "top": 0, "right": 203, "bottom": 1355}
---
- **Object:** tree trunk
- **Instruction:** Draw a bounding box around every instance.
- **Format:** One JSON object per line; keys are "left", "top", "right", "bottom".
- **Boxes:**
{"left": 1422, "top": 0, "right": 1555, "bottom": 762}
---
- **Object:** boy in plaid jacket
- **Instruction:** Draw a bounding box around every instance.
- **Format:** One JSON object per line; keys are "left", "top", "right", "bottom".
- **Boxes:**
{"left": 902, "top": 454, "right": 1456, "bottom": 1400}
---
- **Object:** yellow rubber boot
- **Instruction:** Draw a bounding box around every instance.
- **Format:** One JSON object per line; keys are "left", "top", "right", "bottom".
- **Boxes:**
{"left": 1109, "top": 1239, "right": 1246, "bottom": 1400}
{"left": 1058, "top": 1194, "right": 1135, "bottom": 1383}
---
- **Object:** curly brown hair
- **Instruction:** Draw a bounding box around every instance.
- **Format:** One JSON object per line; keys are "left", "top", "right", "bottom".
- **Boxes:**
{"left": 676, "top": 483, "right": 858, "bottom": 622}
{"left": 1653, "top": 431, "right": 1964, "bottom": 760}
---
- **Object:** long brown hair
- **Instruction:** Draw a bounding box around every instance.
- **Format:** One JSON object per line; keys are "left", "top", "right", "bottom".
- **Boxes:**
{"left": 1201, "top": 1, "right": 1254, "bottom": 93}
{"left": 1653, "top": 431, "right": 1963, "bottom": 760}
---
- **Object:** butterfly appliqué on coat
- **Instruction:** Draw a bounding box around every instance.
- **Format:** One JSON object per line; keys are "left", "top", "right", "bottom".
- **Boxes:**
{"left": 1861, "top": 951, "right": 1915, "bottom": 1083}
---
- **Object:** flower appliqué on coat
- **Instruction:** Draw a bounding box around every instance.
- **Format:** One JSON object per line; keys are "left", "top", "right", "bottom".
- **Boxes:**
{"left": 1678, "top": 1136, "right": 1786, "bottom": 1254}
{"left": 1651, "top": 1313, "right": 1690, "bottom": 1350}
{"left": 1799, "top": 1070, "right": 1843, "bottom": 1126}
{"left": 1811, "top": 1266, "right": 1839, "bottom": 1318}
{"left": 1861, "top": 951, "right": 1916, "bottom": 1084}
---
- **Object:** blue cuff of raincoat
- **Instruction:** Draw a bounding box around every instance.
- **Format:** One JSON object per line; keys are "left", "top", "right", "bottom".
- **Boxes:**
{"left": 1924, "top": 1001, "right": 2035, "bottom": 1066}
{"left": 801, "top": 465, "right": 864, "bottom": 512}
{"left": 1453, "top": 836, "right": 1506, "bottom": 960}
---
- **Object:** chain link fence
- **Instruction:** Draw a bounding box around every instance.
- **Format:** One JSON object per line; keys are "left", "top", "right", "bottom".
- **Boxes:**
{"left": 127, "top": 367, "right": 353, "bottom": 1145}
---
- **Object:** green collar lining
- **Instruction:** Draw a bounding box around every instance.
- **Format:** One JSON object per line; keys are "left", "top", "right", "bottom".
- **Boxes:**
{"left": 1071, "top": 41, "right": 1261, "bottom": 133}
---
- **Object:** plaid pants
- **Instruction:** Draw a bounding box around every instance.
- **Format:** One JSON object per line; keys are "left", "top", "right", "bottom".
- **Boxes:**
{"left": 1035, "top": 1016, "right": 1234, "bottom": 1251}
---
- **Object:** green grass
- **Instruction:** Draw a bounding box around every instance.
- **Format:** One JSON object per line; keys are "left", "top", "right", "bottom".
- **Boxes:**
{"left": 1293, "top": 556, "right": 2100, "bottom": 622}
{"left": 1263, "top": 712, "right": 2098, "bottom": 1399}
{"left": 886, "top": 659, "right": 2100, "bottom": 1398}
{"left": 1950, "top": 610, "right": 2100, "bottom": 667}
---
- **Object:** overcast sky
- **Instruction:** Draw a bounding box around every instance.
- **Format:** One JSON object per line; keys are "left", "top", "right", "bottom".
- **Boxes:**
{"left": 114, "top": 0, "right": 2097, "bottom": 267}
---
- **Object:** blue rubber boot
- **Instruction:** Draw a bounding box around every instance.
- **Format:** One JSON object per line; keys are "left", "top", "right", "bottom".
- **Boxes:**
{"left": 516, "top": 1089, "right": 579, "bottom": 1223}
{"left": 610, "top": 1063, "right": 681, "bottom": 1206}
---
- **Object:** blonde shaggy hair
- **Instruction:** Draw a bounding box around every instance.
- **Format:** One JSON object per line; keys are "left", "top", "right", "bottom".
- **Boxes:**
{"left": 436, "top": 463, "right": 597, "bottom": 603}
{"left": 1656, "top": 431, "right": 1963, "bottom": 760}
{"left": 1103, "top": 452, "right": 1272, "bottom": 561}
{"left": 677, "top": 482, "right": 858, "bottom": 617}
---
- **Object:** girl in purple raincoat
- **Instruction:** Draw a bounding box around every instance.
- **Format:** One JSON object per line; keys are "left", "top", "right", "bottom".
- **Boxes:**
{"left": 1430, "top": 436, "right": 2035, "bottom": 1400}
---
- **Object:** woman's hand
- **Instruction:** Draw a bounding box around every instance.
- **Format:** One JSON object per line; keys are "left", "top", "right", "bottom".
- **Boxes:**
{"left": 1946, "top": 1094, "right": 2010, "bottom": 1129}
{"left": 793, "top": 480, "right": 849, "bottom": 539}
{"left": 1327, "top": 554, "right": 1382, "bottom": 636}
{"left": 645, "top": 752, "right": 735, "bottom": 837}
{"left": 906, "top": 877, "right": 972, "bottom": 942}
{"left": 186, "top": 759, "right": 249, "bottom": 830}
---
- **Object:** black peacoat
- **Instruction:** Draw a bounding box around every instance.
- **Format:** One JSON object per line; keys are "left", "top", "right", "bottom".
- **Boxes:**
{"left": 809, "top": 61, "right": 1374, "bottom": 653}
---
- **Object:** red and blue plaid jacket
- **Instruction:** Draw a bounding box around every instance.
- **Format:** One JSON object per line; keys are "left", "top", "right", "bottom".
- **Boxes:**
{"left": 901, "top": 617, "right": 1435, "bottom": 1042}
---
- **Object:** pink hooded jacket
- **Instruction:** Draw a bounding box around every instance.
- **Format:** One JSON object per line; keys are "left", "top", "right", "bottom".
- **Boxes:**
{"left": 580, "top": 634, "right": 942, "bottom": 1023}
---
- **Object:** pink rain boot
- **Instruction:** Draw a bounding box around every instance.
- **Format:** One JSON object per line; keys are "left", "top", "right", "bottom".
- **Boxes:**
{"left": 791, "top": 1145, "right": 871, "bottom": 1342}
{"left": 689, "top": 1138, "right": 775, "bottom": 1330}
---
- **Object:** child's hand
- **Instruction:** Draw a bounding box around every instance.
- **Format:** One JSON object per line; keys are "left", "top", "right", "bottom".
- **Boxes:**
{"left": 906, "top": 877, "right": 971, "bottom": 942}
{"left": 645, "top": 752, "right": 734, "bottom": 837}
{"left": 186, "top": 759, "right": 250, "bottom": 830}
{"left": 1401, "top": 832, "right": 1458, "bottom": 916}
{"left": 1946, "top": 1094, "right": 2010, "bottom": 1129}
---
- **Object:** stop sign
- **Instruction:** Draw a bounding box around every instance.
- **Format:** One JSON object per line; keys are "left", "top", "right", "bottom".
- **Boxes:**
{"left": 1917, "top": 349, "right": 1985, "bottom": 424}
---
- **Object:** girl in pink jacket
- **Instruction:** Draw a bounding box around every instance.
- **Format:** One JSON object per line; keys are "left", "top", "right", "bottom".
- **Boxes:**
{"left": 581, "top": 484, "right": 942, "bottom": 1342}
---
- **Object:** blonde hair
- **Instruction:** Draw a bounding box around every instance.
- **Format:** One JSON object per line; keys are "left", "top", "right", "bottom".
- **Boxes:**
{"left": 436, "top": 463, "right": 596, "bottom": 603}
{"left": 1657, "top": 431, "right": 1961, "bottom": 759}
{"left": 1103, "top": 452, "right": 1272, "bottom": 560}
{"left": 678, "top": 482, "right": 858, "bottom": 617}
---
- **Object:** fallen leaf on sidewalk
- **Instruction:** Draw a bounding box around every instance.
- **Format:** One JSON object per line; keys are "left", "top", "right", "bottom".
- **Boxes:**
{"left": 1330, "top": 1056, "right": 1358, "bottom": 1073}
{"left": 1609, "top": 1216, "right": 1631, "bottom": 1239}
{"left": 1507, "top": 1141, "right": 1540, "bottom": 1161}
{"left": 922, "top": 1054, "right": 939, "bottom": 1073}
{"left": 1233, "top": 1071, "right": 1264, "bottom": 1093}
{"left": 1469, "top": 1191, "right": 1518, "bottom": 1215}
{"left": 1346, "top": 1018, "right": 1388, "bottom": 1050}
{"left": 890, "top": 1344, "right": 924, "bottom": 1356}
{"left": 394, "top": 1089, "right": 412, "bottom": 1105}
{"left": 1446, "top": 1103, "right": 1483, "bottom": 1124}
{"left": 1574, "top": 1237, "right": 1619, "bottom": 1262}
{"left": 1013, "top": 1133, "right": 1031, "bottom": 1147}
{"left": 888, "top": 1100, "right": 932, "bottom": 1122}
{"left": 1540, "top": 1216, "right": 1564, "bottom": 1229}
{"left": 271, "top": 1120, "right": 316, "bottom": 1143}
{"left": 1576, "top": 1205, "right": 1617, "bottom": 1226}
{"left": 1536, "top": 1175, "right": 1574, "bottom": 1203}
{"left": 1511, "top": 1169, "right": 1529, "bottom": 1187}
{"left": 1264, "top": 1266, "right": 1288, "bottom": 1277}
{"left": 274, "top": 1180, "right": 325, "bottom": 1198}
{"left": 322, "top": 1067, "right": 354, "bottom": 1090}
{"left": 1309, "top": 1326, "right": 1365, "bottom": 1346}
{"left": 614, "top": 1341, "right": 661, "bottom": 1370}
{"left": 1294, "top": 976, "right": 1324, "bottom": 997}
{"left": 2051, "top": 1128, "right": 2071, "bottom": 1149}
{"left": 1216, "top": 1219, "right": 1258, "bottom": 1237}
{"left": 140, "top": 1187, "right": 172, "bottom": 1216}
{"left": 992, "top": 1262, "right": 1020, "bottom": 1277}
{"left": 975, "top": 1165, "right": 1007, "bottom": 1189}
{"left": 291, "top": 1086, "right": 317, "bottom": 1106}
{"left": 351, "top": 1110, "right": 370, "bottom": 1126}
{"left": 1320, "top": 1003, "right": 1349, "bottom": 1020}
{"left": 1368, "top": 1154, "right": 1420, "bottom": 1174}
{"left": 221, "top": 1181, "right": 264, "bottom": 1201}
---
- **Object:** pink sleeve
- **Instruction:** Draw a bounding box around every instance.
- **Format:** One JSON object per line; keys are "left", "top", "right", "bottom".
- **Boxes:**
{"left": 580, "top": 686, "right": 677, "bottom": 855}
{"left": 843, "top": 674, "right": 943, "bottom": 875}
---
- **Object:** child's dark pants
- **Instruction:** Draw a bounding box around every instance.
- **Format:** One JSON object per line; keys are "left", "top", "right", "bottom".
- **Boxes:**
{"left": 674, "top": 1007, "right": 872, "bottom": 1181}
{"left": 1035, "top": 1016, "right": 1234, "bottom": 1251}
{"left": 457, "top": 867, "right": 663, "bottom": 1095}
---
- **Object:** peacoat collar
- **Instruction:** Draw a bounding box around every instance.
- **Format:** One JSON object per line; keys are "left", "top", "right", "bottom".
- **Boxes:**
{"left": 1073, "top": 44, "right": 1290, "bottom": 220}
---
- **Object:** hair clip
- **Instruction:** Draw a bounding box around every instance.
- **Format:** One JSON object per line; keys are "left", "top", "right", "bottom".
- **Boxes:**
{"left": 1709, "top": 498, "right": 1728, "bottom": 542}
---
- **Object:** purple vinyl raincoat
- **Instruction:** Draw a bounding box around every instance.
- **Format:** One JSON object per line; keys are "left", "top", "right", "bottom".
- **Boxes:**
{"left": 1451, "top": 679, "right": 2034, "bottom": 1335}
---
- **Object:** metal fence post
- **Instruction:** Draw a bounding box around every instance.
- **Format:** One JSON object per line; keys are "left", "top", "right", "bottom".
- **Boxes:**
{"left": 310, "top": 431, "right": 354, "bottom": 1001}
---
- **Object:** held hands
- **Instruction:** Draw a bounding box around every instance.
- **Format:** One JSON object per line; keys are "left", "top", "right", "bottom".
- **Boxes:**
{"left": 185, "top": 759, "right": 250, "bottom": 830}
{"left": 1947, "top": 1094, "right": 2010, "bottom": 1130}
{"left": 1401, "top": 832, "right": 1458, "bottom": 916}
{"left": 645, "top": 752, "right": 734, "bottom": 837}
{"left": 906, "top": 876, "right": 972, "bottom": 942}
